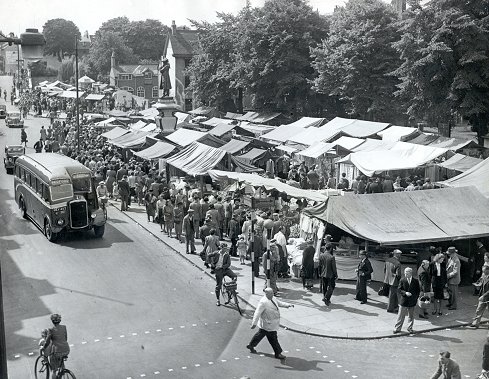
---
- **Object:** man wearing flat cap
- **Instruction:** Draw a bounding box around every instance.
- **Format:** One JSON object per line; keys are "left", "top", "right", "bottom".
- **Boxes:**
{"left": 446, "top": 247, "right": 461, "bottom": 310}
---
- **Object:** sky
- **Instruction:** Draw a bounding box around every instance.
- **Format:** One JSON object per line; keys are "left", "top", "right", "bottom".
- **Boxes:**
{"left": 0, "top": 0, "right": 353, "bottom": 36}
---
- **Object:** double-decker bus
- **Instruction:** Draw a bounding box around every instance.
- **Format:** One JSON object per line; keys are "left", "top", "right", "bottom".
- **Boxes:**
{"left": 14, "top": 153, "right": 106, "bottom": 241}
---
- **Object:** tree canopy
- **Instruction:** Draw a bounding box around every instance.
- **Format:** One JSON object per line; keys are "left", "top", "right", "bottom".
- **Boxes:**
{"left": 394, "top": 0, "right": 489, "bottom": 141}
{"left": 95, "top": 17, "right": 167, "bottom": 61}
{"left": 187, "top": 0, "right": 329, "bottom": 115}
{"left": 85, "top": 30, "right": 138, "bottom": 78}
{"left": 311, "top": 0, "right": 402, "bottom": 122}
{"left": 42, "top": 18, "right": 81, "bottom": 61}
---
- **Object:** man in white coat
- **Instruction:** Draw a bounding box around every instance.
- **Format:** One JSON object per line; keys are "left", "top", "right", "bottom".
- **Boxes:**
{"left": 247, "top": 287, "right": 294, "bottom": 359}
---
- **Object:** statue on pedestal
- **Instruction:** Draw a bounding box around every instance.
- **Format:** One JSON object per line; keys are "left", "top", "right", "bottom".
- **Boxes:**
{"left": 158, "top": 57, "right": 171, "bottom": 98}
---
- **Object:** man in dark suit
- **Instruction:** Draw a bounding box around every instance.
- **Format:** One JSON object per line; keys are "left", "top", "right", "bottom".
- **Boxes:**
{"left": 118, "top": 175, "right": 131, "bottom": 212}
{"left": 356, "top": 250, "right": 373, "bottom": 304}
{"left": 319, "top": 243, "right": 337, "bottom": 306}
{"left": 208, "top": 243, "right": 236, "bottom": 306}
{"left": 393, "top": 267, "right": 420, "bottom": 334}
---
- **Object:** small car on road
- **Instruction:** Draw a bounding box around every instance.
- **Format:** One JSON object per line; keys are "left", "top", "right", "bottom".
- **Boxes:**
{"left": 6, "top": 112, "right": 24, "bottom": 128}
{"left": 0, "top": 105, "right": 6, "bottom": 119}
{"left": 4, "top": 145, "right": 25, "bottom": 174}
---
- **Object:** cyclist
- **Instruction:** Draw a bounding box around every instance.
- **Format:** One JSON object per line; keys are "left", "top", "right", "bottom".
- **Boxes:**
{"left": 42, "top": 314, "right": 70, "bottom": 375}
{"left": 208, "top": 243, "right": 237, "bottom": 306}
{"left": 96, "top": 181, "right": 109, "bottom": 212}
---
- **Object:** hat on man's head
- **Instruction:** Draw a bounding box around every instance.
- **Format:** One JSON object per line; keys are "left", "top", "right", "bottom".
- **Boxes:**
{"left": 447, "top": 246, "right": 457, "bottom": 254}
{"left": 359, "top": 250, "right": 367, "bottom": 256}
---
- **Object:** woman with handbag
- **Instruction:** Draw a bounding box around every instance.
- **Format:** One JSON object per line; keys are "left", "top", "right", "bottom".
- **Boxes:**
{"left": 430, "top": 253, "right": 448, "bottom": 316}
{"left": 417, "top": 260, "right": 432, "bottom": 319}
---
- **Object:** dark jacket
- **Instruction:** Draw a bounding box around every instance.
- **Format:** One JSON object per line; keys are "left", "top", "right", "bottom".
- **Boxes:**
{"left": 208, "top": 250, "right": 231, "bottom": 270}
{"left": 319, "top": 251, "right": 337, "bottom": 279}
{"left": 417, "top": 265, "right": 432, "bottom": 293}
{"left": 357, "top": 257, "right": 373, "bottom": 280}
{"left": 398, "top": 277, "right": 420, "bottom": 307}
{"left": 118, "top": 179, "right": 130, "bottom": 196}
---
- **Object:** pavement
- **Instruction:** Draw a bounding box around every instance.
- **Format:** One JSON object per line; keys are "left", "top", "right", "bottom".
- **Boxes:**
{"left": 106, "top": 199, "right": 486, "bottom": 339}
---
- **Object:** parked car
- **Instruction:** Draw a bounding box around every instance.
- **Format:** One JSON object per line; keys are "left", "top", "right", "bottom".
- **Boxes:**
{"left": 4, "top": 145, "right": 25, "bottom": 174}
{"left": 0, "top": 105, "right": 6, "bottom": 119}
{"left": 6, "top": 112, "right": 23, "bottom": 128}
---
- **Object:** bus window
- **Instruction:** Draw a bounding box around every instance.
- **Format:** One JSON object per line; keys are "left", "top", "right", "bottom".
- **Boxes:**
{"left": 41, "top": 183, "right": 50, "bottom": 202}
{"left": 25, "top": 171, "right": 31, "bottom": 187}
{"left": 50, "top": 181, "right": 73, "bottom": 202}
{"left": 72, "top": 174, "right": 91, "bottom": 192}
{"left": 36, "top": 178, "right": 43, "bottom": 195}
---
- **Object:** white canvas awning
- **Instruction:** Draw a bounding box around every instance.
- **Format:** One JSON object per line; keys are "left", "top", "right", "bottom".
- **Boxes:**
{"left": 338, "top": 144, "right": 448, "bottom": 176}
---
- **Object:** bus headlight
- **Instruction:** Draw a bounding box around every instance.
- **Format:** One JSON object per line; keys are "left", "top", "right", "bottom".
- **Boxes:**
{"left": 91, "top": 213, "right": 97, "bottom": 219}
{"left": 57, "top": 219, "right": 65, "bottom": 226}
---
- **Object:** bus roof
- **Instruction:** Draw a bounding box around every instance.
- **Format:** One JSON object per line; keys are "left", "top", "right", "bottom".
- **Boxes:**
{"left": 16, "top": 153, "right": 92, "bottom": 181}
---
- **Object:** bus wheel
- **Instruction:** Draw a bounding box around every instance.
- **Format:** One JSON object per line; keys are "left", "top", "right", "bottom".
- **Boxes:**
{"left": 44, "top": 219, "right": 58, "bottom": 242}
{"left": 93, "top": 224, "right": 105, "bottom": 238}
{"left": 19, "top": 198, "right": 27, "bottom": 219}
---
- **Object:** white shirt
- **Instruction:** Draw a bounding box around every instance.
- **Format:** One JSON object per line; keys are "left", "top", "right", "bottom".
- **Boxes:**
{"left": 273, "top": 231, "right": 287, "bottom": 251}
{"left": 252, "top": 296, "right": 290, "bottom": 332}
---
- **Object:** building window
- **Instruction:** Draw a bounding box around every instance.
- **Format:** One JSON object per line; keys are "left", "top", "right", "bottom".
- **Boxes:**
{"left": 184, "top": 58, "right": 191, "bottom": 68}
{"left": 120, "top": 86, "right": 134, "bottom": 94}
{"left": 144, "top": 71, "right": 152, "bottom": 79}
{"left": 137, "top": 86, "right": 145, "bottom": 97}
{"left": 152, "top": 86, "right": 159, "bottom": 98}
{"left": 119, "top": 74, "right": 133, "bottom": 80}
{"left": 185, "top": 98, "right": 193, "bottom": 112}
{"left": 184, "top": 76, "right": 190, "bottom": 89}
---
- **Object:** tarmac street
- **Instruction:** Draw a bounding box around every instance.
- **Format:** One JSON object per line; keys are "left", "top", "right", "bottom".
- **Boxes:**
{"left": 0, "top": 74, "right": 486, "bottom": 378}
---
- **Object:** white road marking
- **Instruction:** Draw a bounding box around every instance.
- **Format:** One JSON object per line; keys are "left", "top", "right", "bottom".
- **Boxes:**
{"left": 132, "top": 333, "right": 138, "bottom": 336}
{"left": 208, "top": 362, "right": 214, "bottom": 365}
{"left": 337, "top": 365, "right": 342, "bottom": 368}
{"left": 94, "top": 339, "right": 100, "bottom": 342}
{"left": 107, "top": 337, "right": 113, "bottom": 340}
{"left": 81, "top": 341, "right": 87, "bottom": 345}
{"left": 120, "top": 335, "right": 125, "bottom": 338}
{"left": 154, "top": 371, "right": 160, "bottom": 374}
{"left": 329, "top": 360, "right": 335, "bottom": 363}
{"left": 168, "top": 369, "right": 173, "bottom": 372}
{"left": 28, "top": 352, "right": 34, "bottom": 356}
{"left": 145, "top": 331, "right": 150, "bottom": 334}
{"left": 195, "top": 364, "right": 200, "bottom": 367}
{"left": 14, "top": 355, "right": 20, "bottom": 358}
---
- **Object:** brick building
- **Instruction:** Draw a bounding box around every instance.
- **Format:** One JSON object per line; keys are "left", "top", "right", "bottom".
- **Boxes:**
{"left": 109, "top": 52, "right": 159, "bottom": 102}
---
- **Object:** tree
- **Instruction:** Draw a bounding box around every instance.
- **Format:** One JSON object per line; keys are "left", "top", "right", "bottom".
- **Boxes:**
{"left": 311, "top": 0, "right": 402, "bottom": 121}
{"left": 96, "top": 17, "right": 130, "bottom": 39}
{"left": 234, "top": 0, "right": 329, "bottom": 114}
{"left": 58, "top": 58, "right": 75, "bottom": 82}
{"left": 393, "top": 0, "right": 489, "bottom": 142}
{"left": 95, "top": 17, "right": 168, "bottom": 61}
{"left": 186, "top": 14, "right": 241, "bottom": 111}
{"left": 187, "top": 0, "right": 329, "bottom": 115}
{"left": 86, "top": 30, "right": 138, "bottom": 78}
{"left": 42, "top": 18, "right": 81, "bottom": 61}
{"left": 125, "top": 19, "right": 168, "bottom": 61}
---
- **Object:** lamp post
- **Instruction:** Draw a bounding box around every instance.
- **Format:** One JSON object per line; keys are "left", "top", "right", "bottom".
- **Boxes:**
{"left": 0, "top": 29, "right": 44, "bottom": 379}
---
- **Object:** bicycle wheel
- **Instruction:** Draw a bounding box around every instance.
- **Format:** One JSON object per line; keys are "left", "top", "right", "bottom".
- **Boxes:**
{"left": 233, "top": 292, "right": 243, "bottom": 315}
{"left": 221, "top": 287, "right": 231, "bottom": 305}
{"left": 34, "top": 355, "right": 49, "bottom": 379}
{"left": 58, "top": 369, "right": 76, "bottom": 379}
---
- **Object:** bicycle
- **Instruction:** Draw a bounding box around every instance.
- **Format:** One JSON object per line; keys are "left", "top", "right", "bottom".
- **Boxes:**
{"left": 34, "top": 352, "right": 76, "bottom": 379}
{"left": 221, "top": 277, "right": 242, "bottom": 315}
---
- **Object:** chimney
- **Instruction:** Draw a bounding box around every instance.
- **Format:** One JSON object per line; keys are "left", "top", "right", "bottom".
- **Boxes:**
{"left": 111, "top": 50, "right": 115, "bottom": 69}
{"left": 171, "top": 20, "right": 176, "bottom": 35}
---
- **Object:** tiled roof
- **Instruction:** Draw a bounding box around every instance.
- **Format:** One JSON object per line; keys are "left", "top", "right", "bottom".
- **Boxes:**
{"left": 113, "top": 64, "right": 159, "bottom": 75}
{"left": 169, "top": 29, "right": 199, "bottom": 56}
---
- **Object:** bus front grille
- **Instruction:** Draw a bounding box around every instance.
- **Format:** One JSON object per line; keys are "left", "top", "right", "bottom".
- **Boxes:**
{"left": 70, "top": 201, "right": 88, "bottom": 228}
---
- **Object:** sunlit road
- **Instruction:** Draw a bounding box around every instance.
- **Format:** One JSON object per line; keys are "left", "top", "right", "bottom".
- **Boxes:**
{"left": 0, "top": 75, "right": 485, "bottom": 378}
